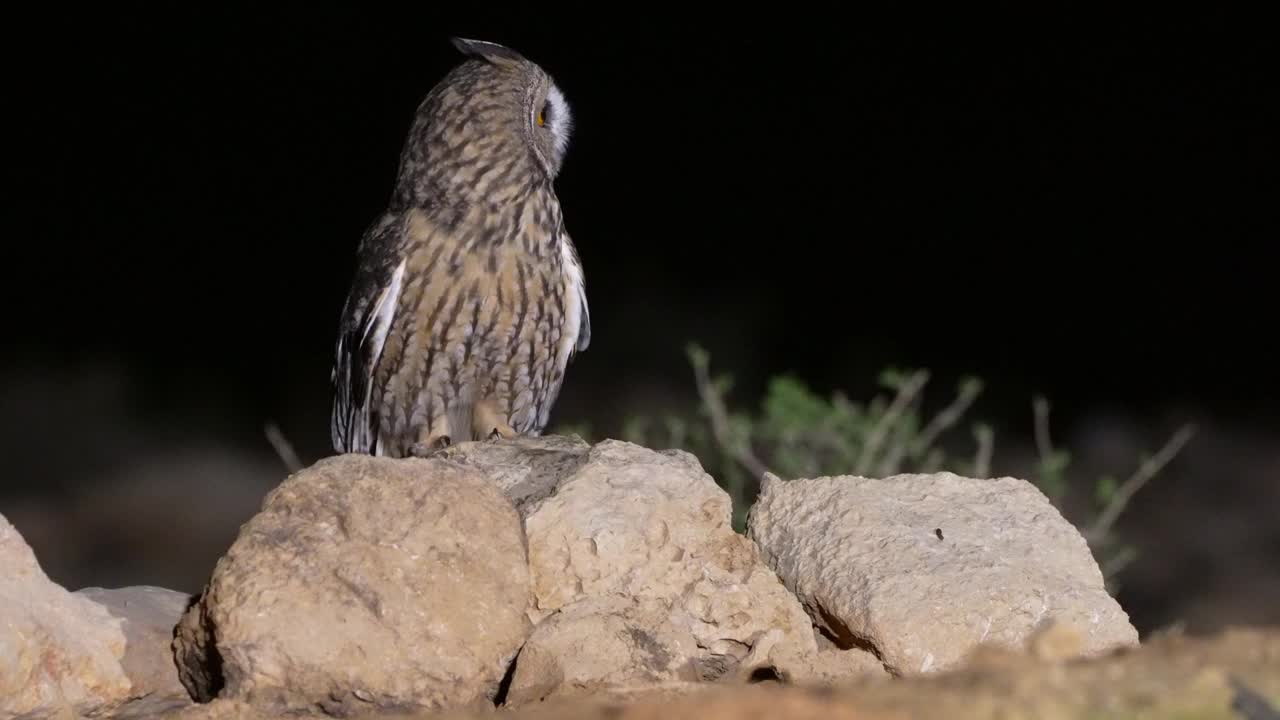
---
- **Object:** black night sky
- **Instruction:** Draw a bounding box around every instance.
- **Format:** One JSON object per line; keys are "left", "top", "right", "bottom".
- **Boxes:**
{"left": 4, "top": 5, "right": 1277, "bottom": 633}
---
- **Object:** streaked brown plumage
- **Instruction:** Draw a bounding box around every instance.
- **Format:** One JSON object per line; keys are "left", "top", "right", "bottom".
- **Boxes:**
{"left": 330, "top": 38, "right": 590, "bottom": 458}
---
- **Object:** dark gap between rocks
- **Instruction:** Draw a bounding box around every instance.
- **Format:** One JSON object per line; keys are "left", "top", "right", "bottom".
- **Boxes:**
{"left": 815, "top": 606, "right": 895, "bottom": 675}
{"left": 747, "top": 666, "right": 784, "bottom": 683}
{"left": 493, "top": 648, "right": 519, "bottom": 706}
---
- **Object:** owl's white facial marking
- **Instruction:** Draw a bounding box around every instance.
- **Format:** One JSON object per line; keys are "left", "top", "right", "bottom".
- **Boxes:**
{"left": 544, "top": 84, "right": 572, "bottom": 162}
{"left": 532, "top": 82, "right": 572, "bottom": 176}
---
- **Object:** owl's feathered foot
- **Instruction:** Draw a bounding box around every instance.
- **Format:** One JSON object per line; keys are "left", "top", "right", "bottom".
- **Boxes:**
{"left": 409, "top": 416, "right": 454, "bottom": 457}
{"left": 487, "top": 427, "right": 516, "bottom": 441}
{"left": 475, "top": 398, "right": 519, "bottom": 443}
{"left": 409, "top": 435, "right": 451, "bottom": 458}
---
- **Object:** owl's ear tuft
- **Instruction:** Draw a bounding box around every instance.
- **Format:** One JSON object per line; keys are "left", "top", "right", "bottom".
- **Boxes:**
{"left": 450, "top": 37, "right": 525, "bottom": 65}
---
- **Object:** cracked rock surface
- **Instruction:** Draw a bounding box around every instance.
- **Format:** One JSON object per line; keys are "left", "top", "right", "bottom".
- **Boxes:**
{"left": 747, "top": 471, "right": 1139, "bottom": 675}
{"left": 511, "top": 440, "right": 867, "bottom": 697}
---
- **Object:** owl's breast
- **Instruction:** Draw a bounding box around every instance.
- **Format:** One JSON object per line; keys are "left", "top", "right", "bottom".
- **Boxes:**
{"left": 375, "top": 206, "right": 568, "bottom": 420}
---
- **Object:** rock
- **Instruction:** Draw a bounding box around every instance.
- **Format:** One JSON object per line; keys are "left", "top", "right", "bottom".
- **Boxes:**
{"left": 746, "top": 630, "right": 887, "bottom": 685}
{"left": 1025, "top": 618, "right": 1088, "bottom": 662}
{"left": 506, "top": 596, "right": 702, "bottom": 706}
{"left": 0, "top": 513, "right": 132, "bottom": 718}
{"left": 416, "top": 626, "right": 1280, "bottom": 720}
{"left": 105, "top": 692, "right": 199, "bottom": 720}
{"left": 172, "top": 454, "right": 533, "bottom": 715}
{"left": 746, "top": 471, "right": 1139, "bottom": 675}
{"left": 75, "top": 585, "right": 194, "bottom": 701}
{"left": 676, "top": 544, "right": 824, "bottom": 680}
{"left": 520, "top": 440, "right": 818, "bottom": 685}
{"left": 435, "top": 434, "right": 591, "bottom": 516}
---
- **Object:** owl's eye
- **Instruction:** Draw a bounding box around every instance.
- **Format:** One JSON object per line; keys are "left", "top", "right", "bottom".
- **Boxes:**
{"left": 537, "top": 100, "right": 551, "bottom": 128}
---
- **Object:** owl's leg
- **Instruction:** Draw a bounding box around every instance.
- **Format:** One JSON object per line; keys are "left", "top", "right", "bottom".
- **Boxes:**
{"left": 408, "top": 414, "right": 453, "bottom": 457}
{"left": 474, "top": 397, "right": 518, "bottom": 442}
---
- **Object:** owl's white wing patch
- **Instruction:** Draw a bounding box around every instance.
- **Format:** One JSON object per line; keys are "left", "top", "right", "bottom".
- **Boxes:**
{"left": 331, "top": 257, "right": 406, "bottom": 455}
{"left": 360, "top": 259, "right": 406, "bottom": 365}
{"left": 559, "top": 233, "right": 590, "bottom": 365}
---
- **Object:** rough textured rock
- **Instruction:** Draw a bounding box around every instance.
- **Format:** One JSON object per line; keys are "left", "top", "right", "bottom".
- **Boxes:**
{"left": 435, "top": 434, "right": 591, "bottom": 516}
{"left": 107, "top": 692, "right": 199, "bottom": 720}
{"left": 425, "top": 626, "right": 1280, "bottom": 720}
{"left": 172, "top": 454, "right": 533, "bottom": 715}
{"left": 522, "top": 440, "right": 818, "bottom": 683}
{"left": 747, "top": 471, "right": 1140, "bottom": 675}
{"left": 1, "top": 513, "right": 132, "bottom": 719}
{"left": 119, "top": 626, "right": 1280, "bottom": 720}
{"left": 76, "top": 585, "right": 194, "bottom": 701}
{"left": 506, "top": 596, "right": 702, "bottom": 706}
{"left": 748, "top": 631, "right": 887, "bottom": 685}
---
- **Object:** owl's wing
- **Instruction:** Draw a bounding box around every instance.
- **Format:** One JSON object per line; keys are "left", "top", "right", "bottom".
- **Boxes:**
{"left": 559, "top": 232, "right": 591, "bottom": 358}
{"left": 330, "top": 237, "right": 406, "bottom": 456}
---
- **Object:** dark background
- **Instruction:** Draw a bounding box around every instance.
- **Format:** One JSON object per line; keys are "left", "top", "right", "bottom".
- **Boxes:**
{"left": 4, "top": 5, "right": 1276, "bottom": 636}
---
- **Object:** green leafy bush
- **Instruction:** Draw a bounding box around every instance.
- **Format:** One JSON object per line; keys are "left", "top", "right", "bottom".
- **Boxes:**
{"left": 555, "top": 342, "right": 1193, "bottom": 589}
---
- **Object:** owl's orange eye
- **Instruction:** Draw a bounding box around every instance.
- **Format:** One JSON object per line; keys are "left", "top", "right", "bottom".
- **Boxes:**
{"left": 536, "top": 111, "right": 545, "bottom": 127}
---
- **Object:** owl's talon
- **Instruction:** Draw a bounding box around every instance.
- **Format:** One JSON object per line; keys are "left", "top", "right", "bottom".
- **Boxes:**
{"left": 474, "top": 398, "right": 519, "bottom": 442}
{"left": 409, "top": 435, "right": 451, "bottom": 458}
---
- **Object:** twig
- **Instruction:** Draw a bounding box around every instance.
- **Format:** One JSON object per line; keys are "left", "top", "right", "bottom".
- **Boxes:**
{"left": 264, "top": 421, "right": 304, "bottom": 473}
{"left": 1030, "top": 394, "right": 1073, "bottom": 501}
{"left": 877, "top": 388, "right": 929, "bottom": 476}
{"left": 913, "top": 378, "right": 983, "bottom": 455}
{"left": 689, "top": 346, "right": 773, "bottom": 484}
{"left": 1087, "top": 424, "right": 1196, "bottom": 544}
{"left": 972, "top": 424, "right": 994, "bottom": 478}
{"left": 1100, "top": 544, "right": 1139, "bottom": 580}
{"left": 858, "top": 370, "right": 929, "bottom": 476}
{"left": 1033, "top": 394, "right": 1054, "bottom": 460}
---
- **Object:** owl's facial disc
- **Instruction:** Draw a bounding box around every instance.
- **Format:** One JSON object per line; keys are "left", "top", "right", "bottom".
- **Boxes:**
{"left": 532, "top": 82, "right": 572, "bottom": 177}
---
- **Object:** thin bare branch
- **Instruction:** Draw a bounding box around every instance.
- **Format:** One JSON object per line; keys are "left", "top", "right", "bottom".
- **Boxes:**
{"left": 1100, "top": 544, "right": 1139, "bottom": 580}
{"left": 972, "top": 424, "right": 994, "bottom": 478}
{"left": 689, "top": 348, "right": 773, "bottom": 484}
{"left": 873, "top": 402, "right": 916, "bottom": 477}
{"left": 858, "top": 370, "right": 929, "bottom": 476}
{"left": 914, "top": 378, "right": 983, "bottom": 454}
{"left": 265, "top": 421, "right": 304, "bottom": 474}
{"left": 1087, "top": 424, "right": 1196, "bottom": 544}
{"left": 1033, "top": 394, "right": 1053, "bottom": 460}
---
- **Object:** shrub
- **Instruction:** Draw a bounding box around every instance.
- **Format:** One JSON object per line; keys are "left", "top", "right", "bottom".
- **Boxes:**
{"left": 555, "top": 343, "right": 1194, "bottom": 590}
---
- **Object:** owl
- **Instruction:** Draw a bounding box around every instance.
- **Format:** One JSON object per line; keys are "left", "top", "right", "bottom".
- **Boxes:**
{"left": 330, "top": 37, "right": 590, "bottom": 458}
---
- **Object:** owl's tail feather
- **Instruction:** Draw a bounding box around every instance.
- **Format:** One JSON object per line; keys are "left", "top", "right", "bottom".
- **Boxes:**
{"left": 446, "top": 401, "right": 479, "bottom": 444}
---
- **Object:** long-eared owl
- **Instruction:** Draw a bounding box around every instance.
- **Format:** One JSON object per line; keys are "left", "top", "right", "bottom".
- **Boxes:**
{"left": 330, "top": 37, "right": 590, "bottom": 458}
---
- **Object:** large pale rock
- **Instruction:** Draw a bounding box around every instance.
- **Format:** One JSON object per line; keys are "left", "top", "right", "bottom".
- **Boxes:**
{"left": 76, "top": 585, "right": 193, "bottom": 702}
{"left": 1, "top": 513, "right": 132, "bottom": 718}
{"left": 506, "top": 596, "right": 702, "bottom": 706}
{"left": 747, "top": 471, "right": 1140, "bottom": 675}
{"left": 172, "top": 454, "right": 533, "bottom": 715}
{"left": 520, "top": 440, "right": 819, "bottom": 684}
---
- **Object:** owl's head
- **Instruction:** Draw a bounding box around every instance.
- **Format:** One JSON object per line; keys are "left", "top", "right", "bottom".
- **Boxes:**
{"left": 448, "top": 37, "right": 574, "bottom": 179}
